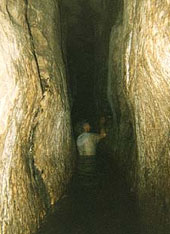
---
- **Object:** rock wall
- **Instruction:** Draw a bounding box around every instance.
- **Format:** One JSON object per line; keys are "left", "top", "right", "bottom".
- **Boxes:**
{"left": 108, "top": 0, "right": 170, "bottom": 231}
{"left": 0, "top": 1, "right": 74, "bottom": 233}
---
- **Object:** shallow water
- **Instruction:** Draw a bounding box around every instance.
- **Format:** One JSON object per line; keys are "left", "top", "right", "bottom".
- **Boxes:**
{"left": 38, "top": 160, "right": 140, "bottom": 234}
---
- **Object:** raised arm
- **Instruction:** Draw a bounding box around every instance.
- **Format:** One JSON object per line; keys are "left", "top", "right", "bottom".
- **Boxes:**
{"left": 99, "top": 128, "right": 107, "bottom": 139}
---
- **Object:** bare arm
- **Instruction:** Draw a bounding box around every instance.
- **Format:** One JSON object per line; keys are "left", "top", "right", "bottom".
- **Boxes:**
{"left": 99, "top": 128, "right": 106, "bottom": 139}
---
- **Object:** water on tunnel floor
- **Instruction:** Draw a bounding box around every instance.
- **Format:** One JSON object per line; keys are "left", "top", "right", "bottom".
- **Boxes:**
{"left": 37, "top": 157, "right": 141, "bottom": 234}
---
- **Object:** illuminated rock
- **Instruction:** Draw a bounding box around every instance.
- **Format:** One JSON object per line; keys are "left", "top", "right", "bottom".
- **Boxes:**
{"left": 0, "top": 0, "right": 74, "bottom": 233}
{"left": 108, "top": 0, "right": 170, "bottom": 230}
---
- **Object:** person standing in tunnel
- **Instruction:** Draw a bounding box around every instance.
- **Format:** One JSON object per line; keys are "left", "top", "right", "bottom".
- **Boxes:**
{"left": 76, "top": 121, "right": 106, "bottom": 186}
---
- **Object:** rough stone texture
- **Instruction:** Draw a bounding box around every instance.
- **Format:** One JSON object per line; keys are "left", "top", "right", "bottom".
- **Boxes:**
{"left": 108, "top": 0, "right": 170, "bottom": 231}
{"left": 0, "top": 1, "right": 74, "bottom": 233}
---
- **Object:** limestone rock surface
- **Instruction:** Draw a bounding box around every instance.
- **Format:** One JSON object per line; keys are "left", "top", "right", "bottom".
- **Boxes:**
{"left": 108, "top": 0, "right": 170, "bottom": 230}
{"left": 0, "top": 0, "right": 74, "bottom": 233}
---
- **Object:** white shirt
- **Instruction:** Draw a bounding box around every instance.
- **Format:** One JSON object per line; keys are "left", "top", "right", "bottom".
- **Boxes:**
{"left": 77, "top": 132, "right": 101, "bottom": 156}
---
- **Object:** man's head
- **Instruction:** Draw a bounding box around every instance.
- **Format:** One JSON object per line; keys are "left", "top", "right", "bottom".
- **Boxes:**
{"left": 83, "top": 122, "right": 91, "bottom": 132}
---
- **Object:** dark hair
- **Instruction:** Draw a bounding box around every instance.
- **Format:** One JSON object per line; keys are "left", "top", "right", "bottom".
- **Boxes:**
{"left": 81, "top": 119, "right": 89, "bottom": 126}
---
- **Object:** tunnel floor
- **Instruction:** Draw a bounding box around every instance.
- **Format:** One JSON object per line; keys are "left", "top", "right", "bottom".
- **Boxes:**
{"left": 38, "top": 158, "right": 140, "bottom": 234}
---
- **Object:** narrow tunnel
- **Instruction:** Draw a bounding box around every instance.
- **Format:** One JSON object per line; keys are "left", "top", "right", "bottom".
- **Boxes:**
{"left": 38, "top": 1, "right": 169, "bottom": 234}
{"left": 63, "top": 0, "right": 115, "bottom": 123}
{"left": 64, "top": 1, "right": 96, "bottom": 122}
{"left": 0, "top": 0, "right": 169, "bottom": 234}
{"left": 37, "top": 1, "right": 140, "bottom": 233}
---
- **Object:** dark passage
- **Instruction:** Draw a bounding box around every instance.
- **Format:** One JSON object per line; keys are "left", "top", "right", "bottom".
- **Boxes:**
{"left": 61, "top": 1, "right": 102, "bottom": 123}
{"left": 38, "top": 157, "right": 140, "bottom": 234}
{"left": 38, "top": 1, "right": 140, "bottom": 233}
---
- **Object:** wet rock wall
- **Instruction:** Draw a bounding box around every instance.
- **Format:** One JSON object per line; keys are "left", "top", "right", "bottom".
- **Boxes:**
{"left": 108, "top": 0, "right": 170, "bottom": 231}
{"left": 0, "top": 0, "right": 74, "bottom": 233}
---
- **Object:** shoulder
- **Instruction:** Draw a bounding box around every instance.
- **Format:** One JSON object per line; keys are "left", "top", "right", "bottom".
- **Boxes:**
{"left": 77, "top": 133, "right": 85, "bottom": 141}
{"left": 77, "top": 133, "right": 88, "bottom": 143}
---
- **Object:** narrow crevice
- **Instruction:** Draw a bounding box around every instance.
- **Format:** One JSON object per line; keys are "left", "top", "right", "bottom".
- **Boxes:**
{"left": 24, "top": 0, "right": 45, "bottom": 96}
